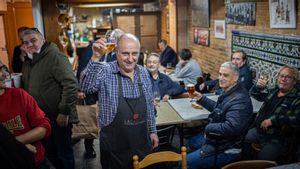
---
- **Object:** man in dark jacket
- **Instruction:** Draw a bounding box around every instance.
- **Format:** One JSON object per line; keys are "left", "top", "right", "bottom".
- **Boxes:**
{"left": 158, "top": 39, "right": 178, "bottom": 68}
{"left": 185, "top": 61, "right": 253, "bottom": 169}
{"left": 245, "top": 66, "right": 300, "bottom": 161}
{"left": 146, "top": 52, "right": 185, "bottom": 101}
{"left": 200, "top": 50, "right": 253, "bottom": 94}
{"left": 21, "top": 28, "right": 78, "bottom": 169}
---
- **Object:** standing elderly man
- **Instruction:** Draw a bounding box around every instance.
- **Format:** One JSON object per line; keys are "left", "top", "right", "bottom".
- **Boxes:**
{"left": 200, "top": 50, "right": 253, "bottom": 94}
{"left": 245, "top": 66, "right": 300, "bottom": 161}
{"left": 186, "top": 61, "right": 253, "bottom": 169}
{"left": 158, "top": 39, "right": 178, "bottom": 68}
{"left": 20, "top": 28, "right": 78, "bottom": 169}
{"left": 146, "top": 52, "right": 185, "bottom": 101}
{"left": 80, "top": 33, "right": 159, "bottom": 169}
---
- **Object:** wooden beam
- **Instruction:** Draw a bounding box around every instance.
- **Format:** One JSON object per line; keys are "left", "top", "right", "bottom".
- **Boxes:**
{"left": 69, "top": 0, "right": 155, "bottom": 4}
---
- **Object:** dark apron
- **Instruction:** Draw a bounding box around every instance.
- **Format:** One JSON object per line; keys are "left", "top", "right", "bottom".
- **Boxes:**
{"left": 100, "top": 70, "right": 152, "bottom": 169}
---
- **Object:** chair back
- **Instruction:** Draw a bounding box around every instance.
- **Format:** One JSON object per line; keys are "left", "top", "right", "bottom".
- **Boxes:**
{"left": 156, "top": 125, "right": 176, "bottom": 149}
{"left": 221, "top": 160, "right": 277, "bottom": 169}
{"left": 133, "top": 146, "right": 187, "bottom": 169}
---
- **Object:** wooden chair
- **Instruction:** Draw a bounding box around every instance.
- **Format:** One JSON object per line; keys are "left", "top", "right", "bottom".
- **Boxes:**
{"left": 221, "top": 160, "right": 277, "bottom": 169}
{"left": 133, "top": 146, "right": 187, "bottom": 169}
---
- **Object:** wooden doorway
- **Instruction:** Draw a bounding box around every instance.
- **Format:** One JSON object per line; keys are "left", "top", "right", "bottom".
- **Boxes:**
{"left": 0, "top": 13, "right": 9, "bottom": 68}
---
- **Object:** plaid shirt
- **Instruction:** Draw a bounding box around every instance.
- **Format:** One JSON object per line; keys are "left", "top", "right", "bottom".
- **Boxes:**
{"left": 80, "top": 60, "right": 156, "bottom": 133}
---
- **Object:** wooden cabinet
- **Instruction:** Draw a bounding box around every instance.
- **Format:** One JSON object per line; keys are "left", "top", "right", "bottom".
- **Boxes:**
{"left": 0, "top": 0, "right": 7, "bottom": 11}
{"left": 113, "top": 12, "right": 160, "bottom": 53}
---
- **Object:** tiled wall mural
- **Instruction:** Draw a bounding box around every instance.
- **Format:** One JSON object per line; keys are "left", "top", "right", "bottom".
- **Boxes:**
{"left": 232, "top": 30, "right": 300, "bottom": 87}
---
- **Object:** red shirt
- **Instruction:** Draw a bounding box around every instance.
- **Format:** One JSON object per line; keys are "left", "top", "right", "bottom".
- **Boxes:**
{"left": 0, "top": 88, "right": 51, "bottom": 166}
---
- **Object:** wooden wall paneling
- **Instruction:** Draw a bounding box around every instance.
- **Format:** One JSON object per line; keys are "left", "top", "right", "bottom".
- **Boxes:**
{"left": 6, "top": 2, "right": 33, "bottom": 69}
{"left": 41, "top": 0, "right": 61, "bottom": 50}
{"left": 0, "top": 14, "right": 9, "bottom": 67}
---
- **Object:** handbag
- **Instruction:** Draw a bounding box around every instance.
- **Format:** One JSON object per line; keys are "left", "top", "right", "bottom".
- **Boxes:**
{"left": 72, "top": 100, "right": 99, "bottom": 139}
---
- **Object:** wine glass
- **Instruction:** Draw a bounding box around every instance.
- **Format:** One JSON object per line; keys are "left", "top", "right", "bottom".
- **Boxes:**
{"left": 153, "top": 91, "right": 161, "bottom": 105}
{"left": 259, "top": 71, "right": 269, "bottom": 93}
{"left": 187, "top": 84, "right": 196, "bottom": 102}
{"left": 102, "top": 30, "right": 117, "bottom": 62}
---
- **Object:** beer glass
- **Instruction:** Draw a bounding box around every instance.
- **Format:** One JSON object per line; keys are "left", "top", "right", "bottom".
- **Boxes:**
{"left": 259, "top": 71, "right": 269, "bottom": 93}
{"left": 187, "top": 84, "right": 196, "bottom": 102}
{"left": 103, "top": 30, "right": 116, "bottom": 62}
{"left": 153, "top": 91, "right": 161, "bottom": 105}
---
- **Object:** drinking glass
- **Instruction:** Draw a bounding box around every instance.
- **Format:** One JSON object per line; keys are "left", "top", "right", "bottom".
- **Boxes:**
{"left": 187, "top": 84, "right": 196, "bottom": 102}
{"left": 102, "top": 30, "right": 117, "bottom": 62}
{"left": 153, "top": 91, "right": 161, "bottom": 105}
{"left": 166, "top": 63, "right": 172, "bottom": 69}
{"left": 259, "top": 71, "right": 269, "bottom": 93}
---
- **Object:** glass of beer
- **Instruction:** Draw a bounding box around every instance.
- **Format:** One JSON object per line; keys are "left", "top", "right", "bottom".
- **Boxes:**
{"left": 103, "top": 30, "right": 116, "bottom": 62}
{"left": 259, "top": 71, "right": 269, "bottom": 93}
{"left": 153, "top": 91, "right": 161, "bottom": 106}
{"left": 187, "top": 84, "right": 196, "bottom": 102}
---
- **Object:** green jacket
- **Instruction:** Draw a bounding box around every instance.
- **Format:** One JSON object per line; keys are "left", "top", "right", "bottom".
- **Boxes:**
{"left": 251, "top": 84, "right": 300, "bottom": 138}
{"left": 22, "top": 42, "right": 78, "bottom": 123}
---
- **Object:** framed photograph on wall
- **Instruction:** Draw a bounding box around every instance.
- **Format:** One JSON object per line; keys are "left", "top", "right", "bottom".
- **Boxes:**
{"left": 194, "top": 28, "right": 209, "bottom": 46}
{"left": 191, "top": 0, "right": 209, "bottom": 27}
{"left": 225, "top": 2, "right": 256, "bottom": 25}
{"left": 269, "top": 0, "right": 296, "bottom": 28}
{"left": 214, "top": 20, "right": 226, "bottom": 39}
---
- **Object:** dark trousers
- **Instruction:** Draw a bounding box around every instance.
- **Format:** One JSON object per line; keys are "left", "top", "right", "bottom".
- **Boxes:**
{"left": 245, "top": 128, "right": 287, "bottom": 161}
{"left": 43, "top": 123, "right": 74, "bottom": 169}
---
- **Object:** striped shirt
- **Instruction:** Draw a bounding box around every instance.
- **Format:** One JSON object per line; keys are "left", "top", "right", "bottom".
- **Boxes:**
{"left": 80, "top": 60, "right": 156, "bottom": 133}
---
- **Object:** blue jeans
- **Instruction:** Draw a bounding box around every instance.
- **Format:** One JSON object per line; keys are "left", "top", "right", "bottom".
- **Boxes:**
{"left": 43, "top": 122, "right": 75, "bottom": 169}
{"left": 184, "top": 134, "right": 240, "bottom": 169}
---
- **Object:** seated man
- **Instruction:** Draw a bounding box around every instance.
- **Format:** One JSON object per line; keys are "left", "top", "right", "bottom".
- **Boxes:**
{"left": 185, "top": 61, "right": 253, "bottom": 169}
{"left": 0, "top": 62, "right": 51, "bottom": 168}
{"left": 158, "top": 39, "right": 178, "bottom": 68}
{"left": 245, "top": 66, "right": 300, "bottom": 161}
{"left": 174, "top": 48, "right": 203, "bottom": 86}
{"left": 200, "top": 50, "right": 253, "bottom": 94}
{"left": 146, "top": 52, "right": 185, "bottom": 101}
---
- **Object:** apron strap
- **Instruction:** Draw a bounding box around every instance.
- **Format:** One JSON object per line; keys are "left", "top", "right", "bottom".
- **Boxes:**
{"left": 117, "top": 67, "right": 144, "bottom": 98}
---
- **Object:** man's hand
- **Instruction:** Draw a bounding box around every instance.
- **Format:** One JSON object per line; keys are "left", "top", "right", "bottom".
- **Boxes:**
{"left": 25, "top": 144, "right": 37, "bottom": 154}
{"left": 56, "top": 114, "right": 69, "bottom": 127}
{"left": 150, "top": 133, "right": 159, "bottom": 148}
{"left": 260, "top": 119, "right": 272, "bottom": 130}
{"left": 78, "top": 92, "right": 86, "bottom": 99}
{"left": 256, "top": 78, "right": 268, "bottom": 89}
{"left": 162, "top": 95, "right": 170, "bottom": 101}
{"left": 91, "top": 38, "right": 107, "bottom": 61}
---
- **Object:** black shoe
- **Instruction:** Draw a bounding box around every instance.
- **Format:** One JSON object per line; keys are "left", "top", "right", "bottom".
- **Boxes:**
{"left": 84, "top": 149, "right": 96, "bottom": 159}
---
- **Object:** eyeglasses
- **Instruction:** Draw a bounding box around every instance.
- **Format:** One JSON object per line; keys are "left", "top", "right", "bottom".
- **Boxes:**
{"left": 278, "top": 74, "right": 294, "bottom": 81}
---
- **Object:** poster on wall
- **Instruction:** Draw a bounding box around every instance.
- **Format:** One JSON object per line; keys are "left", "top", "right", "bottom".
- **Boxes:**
{"left": 225, "top": 2, "right": 256, "bottom": 25}
{"left": 191, "top": 0, "right": 209, "bottom": 27}
{"left": 214, "top": 20, "right": 226, "bottom": 39}
{"left": 269, "top": 0, "right": 296, "bottom": 28}
{"left": 193, "top": 28, "right": 209, "bottom": 46}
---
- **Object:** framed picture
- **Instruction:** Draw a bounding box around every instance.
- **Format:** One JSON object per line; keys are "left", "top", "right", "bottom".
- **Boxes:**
{"left": 194, "top": 28, "right": 209, "bottom": 46}
{"left": 225, "top": 2, "right": 256, "bottom": 25}
{"left": 269, "top": 0, "right": 296, "bottom": 28}
{"left": 191, "top": 0, "right": 209, "bottom": 28}
{"left": 214, "top": 20, "right": 226, "bottom": 39}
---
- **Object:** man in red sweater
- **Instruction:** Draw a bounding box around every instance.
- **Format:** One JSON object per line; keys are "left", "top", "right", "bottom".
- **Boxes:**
{"left": 0, "top": 62, "right": 51, "bottom": 168}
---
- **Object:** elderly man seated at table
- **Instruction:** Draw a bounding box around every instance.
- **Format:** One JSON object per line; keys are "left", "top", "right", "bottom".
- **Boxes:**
{"left": 146, "top": 52, "right": 185, "bottom": 101}
{"left": 199, "top": 50, "right": 252, "bottom": 94}
{"left": 174, "top": 49, "right": 202, "bottom": 87}
{"left": 184, "top": 61, "right": 253, "bottom": 169}
{"left": 245, "top": 66, "right": 300, "bottom": 161}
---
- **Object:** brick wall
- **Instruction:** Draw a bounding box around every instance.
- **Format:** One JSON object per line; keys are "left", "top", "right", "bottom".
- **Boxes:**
{"left": 189, "top": 0, "right": 300, "bottom": 79}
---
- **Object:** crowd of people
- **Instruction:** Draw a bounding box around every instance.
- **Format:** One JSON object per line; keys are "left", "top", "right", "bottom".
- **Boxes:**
{"left": 0, "top": 26, "right": 299, "bottom": 169}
